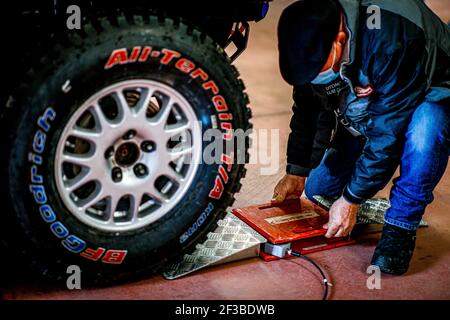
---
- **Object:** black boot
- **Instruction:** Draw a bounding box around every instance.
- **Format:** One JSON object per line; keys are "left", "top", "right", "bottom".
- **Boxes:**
{"left": 371, "top": 223, "right": 417, "bottom": 275}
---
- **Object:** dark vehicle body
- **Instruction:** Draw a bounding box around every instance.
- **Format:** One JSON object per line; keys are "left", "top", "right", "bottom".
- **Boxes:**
{"left": 0, "top": 0, "right": 269, "bottom": 284}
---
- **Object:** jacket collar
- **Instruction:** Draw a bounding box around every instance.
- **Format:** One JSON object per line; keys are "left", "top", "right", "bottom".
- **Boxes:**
{"left": 338, "top": 0, "right": 360, "bottom": 66}
{"left": 337, "top": 0, "right": 361, "bottom": 92}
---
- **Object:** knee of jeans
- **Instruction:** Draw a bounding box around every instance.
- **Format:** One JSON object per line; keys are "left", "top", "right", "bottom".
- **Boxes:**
{"left": 409, "top": 102, "right": 449, "bottom": 154}
{"left": 304, "top": 179, "right": 322, "bottom": 201}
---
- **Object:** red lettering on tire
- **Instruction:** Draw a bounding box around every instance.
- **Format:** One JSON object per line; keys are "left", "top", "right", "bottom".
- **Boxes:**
{"left": 105, "top": 48, "right": 128, "bottom": 69}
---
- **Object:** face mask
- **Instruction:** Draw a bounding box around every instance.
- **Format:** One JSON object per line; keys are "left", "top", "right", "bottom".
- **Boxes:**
{"left": 311, "top": 43, "right": 340, "bottom": 85}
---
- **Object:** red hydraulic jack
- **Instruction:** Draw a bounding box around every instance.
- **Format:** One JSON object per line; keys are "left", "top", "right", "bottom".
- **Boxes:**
{"left": 232, "top": 198, "right": 355, "bottom": 261}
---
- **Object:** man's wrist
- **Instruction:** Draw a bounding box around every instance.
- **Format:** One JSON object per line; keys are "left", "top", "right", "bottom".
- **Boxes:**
{"left": 286, "top": 163, "right": 310, "bottom": 177}
{"left": 342, "top": 185, "right": 364, "bottom": 205}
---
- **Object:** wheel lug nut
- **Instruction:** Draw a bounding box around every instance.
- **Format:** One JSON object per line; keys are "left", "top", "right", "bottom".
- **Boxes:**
{"left": 134, "top": 163, "right": 148, "bottom": 178}
{"left": 112, "top": 167, "right": 123, "bottom": 182}
{"left": 123, "top": 130, "right": 137, "bottom": 140}
{"left": 141, "top": 141, "right": 156, "bottom": 153}
{"left": 104, "top": 146, "right": 114, "bottom": 159}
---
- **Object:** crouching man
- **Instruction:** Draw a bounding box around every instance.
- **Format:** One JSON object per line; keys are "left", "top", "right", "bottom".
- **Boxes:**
{"left": 273, "top": 0, "right": 449, "bottom": 275}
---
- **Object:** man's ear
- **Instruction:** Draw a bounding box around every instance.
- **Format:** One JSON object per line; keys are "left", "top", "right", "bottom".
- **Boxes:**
{"left": 335, "top": 31, "right": 348, "bottom": 47}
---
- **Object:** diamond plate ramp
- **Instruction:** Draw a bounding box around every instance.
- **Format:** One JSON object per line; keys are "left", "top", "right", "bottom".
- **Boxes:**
{"left": 162, "top": 213, "right": 266, "bottom": 280}
{"left": 313, "top": 196, "right": 428, "bottom": 227}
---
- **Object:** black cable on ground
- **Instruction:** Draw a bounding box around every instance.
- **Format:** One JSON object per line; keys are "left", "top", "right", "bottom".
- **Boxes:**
{"left": 288, "top": 249, "right": 332, "bottom": 300}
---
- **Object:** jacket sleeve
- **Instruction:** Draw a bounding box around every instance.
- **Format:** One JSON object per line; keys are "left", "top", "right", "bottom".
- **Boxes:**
{"left": 287, "top": 85, "right": 335, "bottom": 177}
{"left": 343, "top": 21, "right": 429, "bottom": 204}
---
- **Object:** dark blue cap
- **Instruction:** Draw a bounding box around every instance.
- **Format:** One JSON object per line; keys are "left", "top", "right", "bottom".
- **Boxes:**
{"left": 278, "top": 0, "right": 341, "bottom": 86}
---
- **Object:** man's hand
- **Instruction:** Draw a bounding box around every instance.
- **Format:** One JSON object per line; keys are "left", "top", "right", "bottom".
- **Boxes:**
{"left": 324, "top": 196, "right": 359, "bottom": 238}
{"left": 272, "top": 174, "right": 306, "bottom": 203}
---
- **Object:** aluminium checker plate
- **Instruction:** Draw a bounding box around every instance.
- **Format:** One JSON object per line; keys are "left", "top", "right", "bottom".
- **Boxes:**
{"left": 313, "top": 196, "right": 428, "bottom": 227}
{"left": 162, "top": 212, "right": 266, "bottom": 280}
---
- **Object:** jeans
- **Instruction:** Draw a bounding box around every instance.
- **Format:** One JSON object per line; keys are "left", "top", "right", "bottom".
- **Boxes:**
{"left": 304, "top": 101, "right": 450, "bottom": 231}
